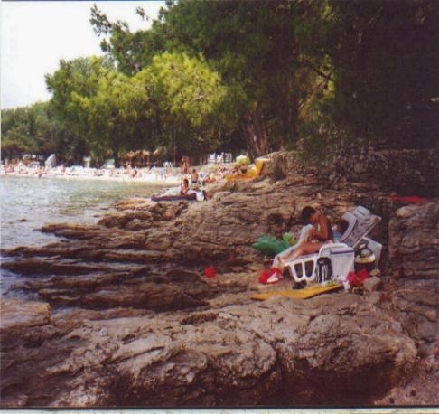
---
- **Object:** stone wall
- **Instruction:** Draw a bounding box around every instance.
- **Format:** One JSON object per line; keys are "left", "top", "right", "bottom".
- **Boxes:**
{"left": 324, "top": 146, "right": 439, "bottom": 197}
{"left": 268, "top": 147, "right": 439, "bottom": 197}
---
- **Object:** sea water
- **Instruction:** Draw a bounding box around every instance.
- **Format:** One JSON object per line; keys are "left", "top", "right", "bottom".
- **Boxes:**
{"left": 0, "top": 175, "right": 167, "bottom": 294}
{"left": 0, "top": 175, "right": 168, "bottom": 249}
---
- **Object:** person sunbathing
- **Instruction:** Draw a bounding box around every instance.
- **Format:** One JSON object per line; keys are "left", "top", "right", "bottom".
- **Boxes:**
{"left": 279, "top": 206, "right": 333, "bottom": 267}
{"left": 190, "top": 168, "right": 199, "bottom": 185}
{"left": 180, "top": 178, "right": 190, "bottom": 195}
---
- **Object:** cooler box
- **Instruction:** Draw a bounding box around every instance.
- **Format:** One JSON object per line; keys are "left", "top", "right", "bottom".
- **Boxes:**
{"left": 330, "top": 246, "right": 355, "bottom": 282}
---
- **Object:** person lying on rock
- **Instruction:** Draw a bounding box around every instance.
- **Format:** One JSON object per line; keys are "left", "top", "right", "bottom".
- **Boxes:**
{"left": 278, "top": 206, "right": 333, "bottom": 267}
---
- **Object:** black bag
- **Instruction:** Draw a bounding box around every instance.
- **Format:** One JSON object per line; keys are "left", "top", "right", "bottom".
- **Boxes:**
{"left": 317, "top": 257, "right": 332, "bottom": 283}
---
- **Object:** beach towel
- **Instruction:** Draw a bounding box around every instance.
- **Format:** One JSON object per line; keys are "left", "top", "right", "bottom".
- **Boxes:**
{"left": 250, "top": 284, "right": 342, "bottom": 300}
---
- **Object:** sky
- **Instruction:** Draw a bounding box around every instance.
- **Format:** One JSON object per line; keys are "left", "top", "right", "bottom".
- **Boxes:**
{"left": 1, "top": 1, "right": 165, "bottom": 109}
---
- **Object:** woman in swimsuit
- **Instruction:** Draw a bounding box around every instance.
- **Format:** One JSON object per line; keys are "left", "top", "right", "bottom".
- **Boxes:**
{"left": 279, "top": 206, "right": 333, "bottom": 267}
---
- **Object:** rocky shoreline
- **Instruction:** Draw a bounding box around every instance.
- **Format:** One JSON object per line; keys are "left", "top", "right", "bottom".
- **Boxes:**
{"left": 1, "top": 152, "right": 438, "bottom": 408}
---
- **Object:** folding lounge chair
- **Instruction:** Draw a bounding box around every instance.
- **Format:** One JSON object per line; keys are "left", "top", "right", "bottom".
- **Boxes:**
{"left": 339, "top": 206, "right": 381, "bottom": 248}
{"left": 283, "top": 206, "right": 381, "bottom": 285}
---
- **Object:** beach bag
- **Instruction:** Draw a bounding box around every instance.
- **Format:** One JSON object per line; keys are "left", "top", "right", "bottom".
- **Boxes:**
{"left": 259, "top": 268, "right": 283, "bottom": 284}
{"left": 316, "top": 257, "right": 332, "bottom": 283}
{"left": 252, "top": 236, "right": 290, "bottom": 256}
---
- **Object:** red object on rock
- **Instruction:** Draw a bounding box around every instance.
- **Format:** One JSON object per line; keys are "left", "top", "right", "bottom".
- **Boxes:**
{"left": 347, "top": 269, "right": 369, "bottom": 287}
{"left": 390, "top": 195, "right": 428, "bottom": 203}
{"left": 258, "top": 268, "right": 283, "bottom": 284}
{"left": 204, "top": 267, "right": 216, "bottom": 278}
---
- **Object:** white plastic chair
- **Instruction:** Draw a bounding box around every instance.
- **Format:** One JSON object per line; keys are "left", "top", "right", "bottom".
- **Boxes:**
{"left": 340, "top": 206, "right": 381, "bottom": 248}
{"left": 285, "top": 242, "right": 354, "bottom": 284}
{"left": 284, "top": 206, "right": 381, "bottom": 286}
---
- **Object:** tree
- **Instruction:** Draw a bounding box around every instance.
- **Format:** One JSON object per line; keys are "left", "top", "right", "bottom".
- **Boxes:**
{"left": 42, "top": 0, "right": 437, "bottom": 167}
{"left": 45, "top": 56, "right": 117, "bottom": 163}
{"left": 90, "top": 3, "right": 168, "bottom": 75}
{"left": 93, "top": 0, "right": 337, "bottom": 158}
{"left": 79, "top": 70, "right": 153, "bottom": 166}
{"left": 325, "top": 0, "right": 439, "bottom": 147}
{"left": 134, "top": 52, "right": 229, "bottom": 160}
{"left": 1, "top": 107, "right": 38, "bottom": 159}
{"left": 1, "top": 102, "right": 85, "bottom": 164}
{"left": 46, "top": 56, "right": 114, "bottom": 133}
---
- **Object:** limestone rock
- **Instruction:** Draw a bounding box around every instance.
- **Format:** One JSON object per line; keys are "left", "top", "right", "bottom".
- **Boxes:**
{"left": 1, "top": 160, "right": 437, "bottom": 407}
{"left": 388, "top": 201, "right": 439, "bottom": 279}
{"left": 363, "top": 276, "right": 382, "bottom": 292}
{"left": 385, "top": 201, "right": 439, "bottom": 345}
{"left": 0, "top": 294, "right": 417, "bottom": 407}
{"left": 0, "top": 298, "right": 51, "bottom": 331}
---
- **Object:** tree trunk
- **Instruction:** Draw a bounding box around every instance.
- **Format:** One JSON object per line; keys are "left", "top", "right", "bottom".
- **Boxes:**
{"left": 244, "top": 108, "right": 268, "bottom": 160}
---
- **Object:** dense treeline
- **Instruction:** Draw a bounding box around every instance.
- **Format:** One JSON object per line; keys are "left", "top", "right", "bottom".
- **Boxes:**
{"left": 2, "top": 0, "right": 438, "bottom": 166}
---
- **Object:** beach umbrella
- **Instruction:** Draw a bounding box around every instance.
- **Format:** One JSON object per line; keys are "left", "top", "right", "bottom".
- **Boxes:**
{"left": 45, "top": 154, "right": 56, "bottom": 168}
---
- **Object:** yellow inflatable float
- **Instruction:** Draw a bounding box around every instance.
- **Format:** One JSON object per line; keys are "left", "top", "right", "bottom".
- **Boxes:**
{"left": 224, "top": 156, "right": 266, "bottom": 182}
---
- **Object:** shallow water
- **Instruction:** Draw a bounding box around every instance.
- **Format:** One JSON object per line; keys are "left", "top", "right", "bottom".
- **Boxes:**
{"left": 0, "top": 174, "right": 166, "bottom": 249}
{"left": 0, "top": 174, "right": 170, "bottom": 296}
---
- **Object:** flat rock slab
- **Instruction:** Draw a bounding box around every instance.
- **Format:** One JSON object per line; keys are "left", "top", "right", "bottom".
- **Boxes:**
{"left": 0, "top": 298, "right": 51, "bottom": 330}
{"left": 1, "top": 167, "right": 437, "bottom": 407}
{"left": 0, "top": 293, "right": 417, "bottom": 407}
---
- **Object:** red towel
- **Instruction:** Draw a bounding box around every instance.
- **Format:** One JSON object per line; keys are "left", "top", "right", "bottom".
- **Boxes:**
{"left": 390, "top": 195, "right": 428, "bottom": 203}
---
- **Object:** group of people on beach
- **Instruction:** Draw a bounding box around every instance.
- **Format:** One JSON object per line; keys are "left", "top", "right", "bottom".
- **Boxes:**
{"left": 1, "top": 160, "right": 233, "bottom": 186}
{"left": 179, "top": 168, "right": 210, "bottom": 200}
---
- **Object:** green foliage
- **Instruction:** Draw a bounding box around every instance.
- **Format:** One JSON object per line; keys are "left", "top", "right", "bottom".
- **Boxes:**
{"left": 43, "top": 49, "right": 230, "bottom": 163}
{"left": 1, "top": 108, "right": 35, "bottom": 158}
{"left": 1, "top": 102, "right": 82, "bottom": 163}
{"left": 45, "top": 56, "right": 113, "bottom": 136}
{"left": 149, "top": 52, "right": 226, "bottom": 126}
{"left": 82, "top": 70, "right": 154, "bottom": 164}
{"left": 5, "top": 0, "right": 438, "bottom": 165}
{"left": 87, "top": 0, "right": 438, "bottom": 155}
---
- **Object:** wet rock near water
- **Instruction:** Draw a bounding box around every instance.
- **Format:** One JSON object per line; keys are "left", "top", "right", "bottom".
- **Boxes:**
{"left": 1, "top": 153, "right": 438, "bottom": 407}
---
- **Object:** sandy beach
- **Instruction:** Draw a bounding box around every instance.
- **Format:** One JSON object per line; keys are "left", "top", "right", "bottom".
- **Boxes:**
{"left": 0, "top": 163, "right": 231, "bottom": 186}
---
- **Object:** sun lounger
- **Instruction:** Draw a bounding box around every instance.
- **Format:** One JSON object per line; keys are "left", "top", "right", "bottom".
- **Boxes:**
{"left": 283, "top": 206, "right": 381, "bottom": 286}
{"left": 285, "top": 242, "right": 355, "bottom": 285}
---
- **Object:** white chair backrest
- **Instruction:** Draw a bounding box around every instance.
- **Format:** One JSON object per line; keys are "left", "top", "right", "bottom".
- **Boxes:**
{"left": 340, "top": 206, "right": 381, "bottom": 248}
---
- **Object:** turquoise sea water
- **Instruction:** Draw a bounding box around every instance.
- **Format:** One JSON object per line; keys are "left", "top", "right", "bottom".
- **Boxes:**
{"left": 0, "top": 175, "right": 166, "bottom": 250}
